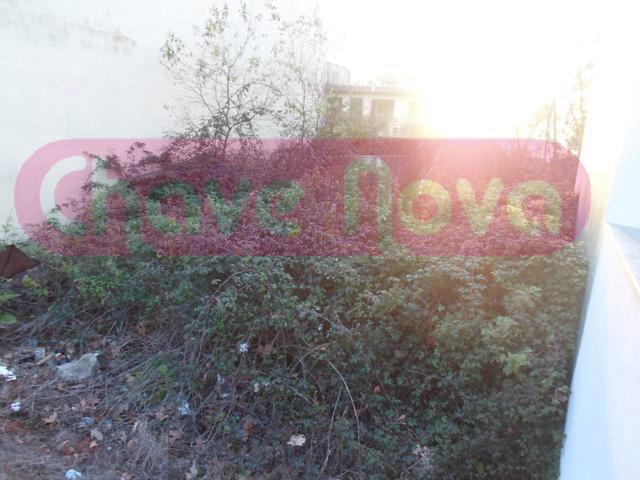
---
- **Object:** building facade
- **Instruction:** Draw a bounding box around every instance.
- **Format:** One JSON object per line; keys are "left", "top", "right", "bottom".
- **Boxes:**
{"left": 324, "top": 79, "right": 423, "bottom": 138}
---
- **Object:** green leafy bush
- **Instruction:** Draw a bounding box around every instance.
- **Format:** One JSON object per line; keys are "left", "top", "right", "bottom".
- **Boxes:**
{"left": 0, "top": 289, "right": 19, "bottom": 325}
{"left": 10, "top": 239, "right": 585, "bottom": 478}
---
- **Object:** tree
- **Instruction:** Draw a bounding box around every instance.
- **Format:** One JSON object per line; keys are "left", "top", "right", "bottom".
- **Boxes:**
{"left": 161, "top": 1, "right": 328, "bottom": 155}
{"left": 563, "top": 63, "right": 593, "bottom": 158}
{"left": 270, "top": 7, "right": 328, "bottom": 143}
{"left": 528, "top": 63, "right": 593, "bottom": 158}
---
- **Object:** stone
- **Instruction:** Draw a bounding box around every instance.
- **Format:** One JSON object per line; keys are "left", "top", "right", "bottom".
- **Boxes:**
{"left": 56, "top": 353, "right": 99, "bottom": 383}
{"left": 75, "top": 416, "right": 96, "bottom": 428}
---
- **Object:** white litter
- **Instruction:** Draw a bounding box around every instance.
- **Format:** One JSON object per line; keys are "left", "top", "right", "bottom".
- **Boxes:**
{"left": 0, "top": 365, "right": 16, "bottom": 382}
{"left": 287, "top": 434, "right": 306, "bottom": 447}
{"left": 238, "top": 342, "right": 249, "bottom": 353}
{"left": 178, "top": 401, "right": 192, "bottom": 417}
{"left": 10, "top": 401, "right": 21, "bottom": 413}
{"left": 65, "top": 469, "right": 83, "bottom": 479}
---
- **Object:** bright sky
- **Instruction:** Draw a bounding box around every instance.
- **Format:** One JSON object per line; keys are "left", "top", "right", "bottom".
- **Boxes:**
{"left": 3, "top": 0, "right": 634, "bottom": 141}
{"left": 312, "top": 0, "right": 610, "bottom": 137}
{"left": 45, "top": 0, "right": 626, "bottom": 137}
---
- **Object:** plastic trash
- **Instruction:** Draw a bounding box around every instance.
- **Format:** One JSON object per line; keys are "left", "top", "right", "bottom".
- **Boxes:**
{"left": 0, "top": 365, "right": 16, "bottom": 381}
{"left": 287, "top": 434, "right": 306, "bottom": 447}
{"left": 178, "top": 401, "right": 192, "bottom": 417}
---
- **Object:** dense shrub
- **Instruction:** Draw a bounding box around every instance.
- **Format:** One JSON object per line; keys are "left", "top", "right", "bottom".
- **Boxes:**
{"left": 2, "top": 136, "right": 588, "bottom": 478}
{"left": 5, "top": 238, "right": 586, "bottom": 478}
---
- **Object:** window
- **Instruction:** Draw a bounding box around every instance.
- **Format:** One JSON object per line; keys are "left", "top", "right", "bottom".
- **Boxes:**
{"left": 350, "top": 97, "right": 363, "bottom": 117}
{"left": 370, "top": 99, "right": 394, "bottom": 119}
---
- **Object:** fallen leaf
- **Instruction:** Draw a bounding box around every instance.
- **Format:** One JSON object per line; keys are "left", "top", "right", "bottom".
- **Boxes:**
{"left": 91, "top": 428, "right": 104, "bottom": 442}
{"left": 136, "top": 324, "right": 147, "bottom": 337}
{"left": 242, "top": 417, "right": 257, "bottom": 440}
{"left": 257, "top": 341, "right": 274, "bottom": 358}
{"left": 168, "top": 427, "right": 183, "bottom": 443}
{"left": 43, "top": 412, "right": 58, "bottom": 424}
{"left": 195, "top": 436, "right": 206, "bottom": 449}
{"left": 286, "top": 434, "right": 306, "bottom": 447}
{"left": 154, "top": 408, "right": 169, "bottom": 421}
{"left": 57, "top": 440, "right": 75, "bottom": 455}
{"left": 6, "top": 419, "right": 21, "bottom": 434}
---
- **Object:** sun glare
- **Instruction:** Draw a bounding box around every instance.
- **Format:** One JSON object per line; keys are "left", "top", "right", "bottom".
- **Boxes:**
{"left": 321, "top": 0, "right": 603, "bottom": 137}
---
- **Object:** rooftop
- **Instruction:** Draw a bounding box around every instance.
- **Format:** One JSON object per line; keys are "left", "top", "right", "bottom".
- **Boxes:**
{"left": 324, "top": 83, "right": 419, "bottom": 97}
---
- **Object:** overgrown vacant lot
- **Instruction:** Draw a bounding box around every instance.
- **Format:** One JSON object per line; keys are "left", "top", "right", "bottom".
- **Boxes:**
{"left": 1, "top": 0, "right": 594, "bottom": 477}
{"left": 0, "top": 243, "right": 586, "bottom": 479}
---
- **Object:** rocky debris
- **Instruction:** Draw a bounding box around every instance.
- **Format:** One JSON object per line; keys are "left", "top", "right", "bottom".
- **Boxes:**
{"left": 74, "top": 416, "right": 96, "bottom": 429}
{"left": 56, "top": 353, "right": 99, "bottom": 383}
{"left": 34, "top": 347, "right": 46, "bottom": 362}
{"left": 19, "top": 347, "right": 47, "bottom": 364}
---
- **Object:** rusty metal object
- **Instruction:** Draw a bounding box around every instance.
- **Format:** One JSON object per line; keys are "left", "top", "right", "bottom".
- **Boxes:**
{"left": 0, "top": 245, "right": 39, "bottom": 279}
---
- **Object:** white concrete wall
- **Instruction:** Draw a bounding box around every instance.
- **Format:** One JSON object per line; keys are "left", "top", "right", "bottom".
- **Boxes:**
{"left": 562, "top": 225, "right": 640, "bottom": 479}
{"left": 561, "top": 9, "right": 640, "bottom": 479}
{"left": 0, "top": 0, "right": 213, "bottom": 228}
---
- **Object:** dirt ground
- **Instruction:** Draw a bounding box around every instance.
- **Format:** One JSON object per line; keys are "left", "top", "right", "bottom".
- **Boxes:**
{"left": 0, "top": 341, "right": 179, "bottom": 480}
{"left": 0, "top": 418, "right": 121, "bottom": 480}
